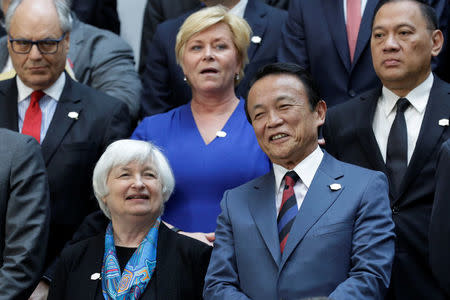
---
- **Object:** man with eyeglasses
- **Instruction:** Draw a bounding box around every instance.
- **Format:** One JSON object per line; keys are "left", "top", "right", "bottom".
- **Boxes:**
{"left": 0, "top": 0, "right": 131, "bottom": 298}
{"left": 0, "top": 0, "right": 142, "bottom": 121}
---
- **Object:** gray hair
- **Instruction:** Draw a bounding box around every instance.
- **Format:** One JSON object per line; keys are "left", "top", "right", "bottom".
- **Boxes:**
{"left": 5, "top": 0, "right": 72, "bottom": 33}
{"left": 92, "top": 139, "right": 175, "bottom": 219}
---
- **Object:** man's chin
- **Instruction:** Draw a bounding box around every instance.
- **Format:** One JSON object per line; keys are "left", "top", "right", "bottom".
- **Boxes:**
{"left": 21, "top": 77, "right": 53, "bottom": 90}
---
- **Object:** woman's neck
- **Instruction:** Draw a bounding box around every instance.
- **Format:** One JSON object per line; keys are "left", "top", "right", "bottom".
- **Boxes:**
{"left": 111, "top": 216, "right": 157, "bottom": 247}
{"left": 191, "top": 88, "right": 239, "bottom": 116}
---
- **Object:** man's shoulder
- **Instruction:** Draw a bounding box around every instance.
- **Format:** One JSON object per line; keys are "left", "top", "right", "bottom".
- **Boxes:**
{"left": 73, "top": 18, "right": 131, "bottom": 47}
{"left": 328, "top": 88, "right": 380, "bottom": 114}
{"left": 321, "top": 151, "right": 388, "bottom": 183}
{"left": 0, "top": 128, "right": 37, "bottom": 153}
{"left": 155, "top": 9, "right": 194, "bottom": 34}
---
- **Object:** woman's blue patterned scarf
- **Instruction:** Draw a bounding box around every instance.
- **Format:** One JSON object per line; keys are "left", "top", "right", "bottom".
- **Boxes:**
{"left": 101, "top": 218, "right": 159, "bottom": 299}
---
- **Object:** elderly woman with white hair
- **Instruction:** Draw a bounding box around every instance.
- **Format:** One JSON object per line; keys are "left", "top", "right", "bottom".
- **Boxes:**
{"left": 48, "top": 139, "right": 211, "bottom": 300}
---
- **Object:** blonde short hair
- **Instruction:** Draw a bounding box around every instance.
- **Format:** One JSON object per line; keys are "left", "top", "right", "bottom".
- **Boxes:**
{"left": 175, "top": 5, "right": 251, "bottom": 85}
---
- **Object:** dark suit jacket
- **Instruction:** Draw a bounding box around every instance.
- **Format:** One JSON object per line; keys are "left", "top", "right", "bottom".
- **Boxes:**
{"left": 278, "top": 0, "right": 448, "bottom": 107}
{"left": 48, "top": 223, "right": 212, "bottom": 300}
{"left": 429, "top": 140, "right": 450, "bottom": 297}
{"left": 322, "top": 76, "right": 450, "bottom": 299}
{"left": 0, "top": 129, "right": 50, "bottom": 299}
{"left": 139, "top": 0, "right": 199, "bottom": 73}
{"left": 0, "top": 14, "right": 142, "bottom": 120}
{"left": 140, "top": 0, "right": 287, "bottom": 116}
{"left": 0, "top": 76, "right": 132, "bottom": 279}
{"left": 71, "top": 0, "right": 120, "bottom": 34}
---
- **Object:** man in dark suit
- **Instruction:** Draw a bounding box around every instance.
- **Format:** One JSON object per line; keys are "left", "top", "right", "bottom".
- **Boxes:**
{"left": 0, "top": 128, "right": 50, "bottom": 299}
{"left": 0, "top": 0, "right": 142, "bottom": 121}
{"left": 140, "top": 0, "right": 287, "bottom": 116}
{"left": 429, "top": 140, "right": 450, "bottom": 297}
{"left": 204, "top": 63, "right": 395, "bottom": 299}
{"left": 278, "top": 0, "right": 448, "bottom": 107}
{"left": 322, "top": 1, "right": 449, "bottom": 299}
{"left": 0, "top": 0, "right": 131, "bottom": 297}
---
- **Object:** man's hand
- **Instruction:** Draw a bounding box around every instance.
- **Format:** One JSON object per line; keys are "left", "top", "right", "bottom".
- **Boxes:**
{"left": 179, "top": 231, "right": 215, "bottom": 246}
{"left": 29, "top": 281, "right": 49, "bottom": 300}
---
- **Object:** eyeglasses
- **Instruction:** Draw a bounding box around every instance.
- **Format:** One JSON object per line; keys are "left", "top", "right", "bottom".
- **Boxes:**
{"left": 8, "top": 32, "right": 66, "bottom": 54}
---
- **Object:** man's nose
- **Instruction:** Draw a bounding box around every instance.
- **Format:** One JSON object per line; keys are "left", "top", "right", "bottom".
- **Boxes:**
{"left": 267, "top": 110, "right": 283, "bottom": 127}
{"left": 383, "top": 33, "right": 400, "bottom": 51}
{"left": 28, "top": 44, "right": 43, "bottom": 59}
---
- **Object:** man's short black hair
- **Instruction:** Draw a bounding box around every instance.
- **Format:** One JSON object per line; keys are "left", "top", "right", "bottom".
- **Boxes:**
{"left": 372, "top": 0, "right": 438, "bottom": 30}
{"left": 245, "top": 62, "right": 321, "bottom": 123}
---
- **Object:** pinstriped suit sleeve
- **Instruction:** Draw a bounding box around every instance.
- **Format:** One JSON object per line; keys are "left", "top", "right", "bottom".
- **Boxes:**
{"left": 0, "top": 132, "right": 50, "bottom": 299}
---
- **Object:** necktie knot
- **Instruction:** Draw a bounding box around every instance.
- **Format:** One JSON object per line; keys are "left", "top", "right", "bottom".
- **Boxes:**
{"left": 30, "top": 90, "right": 45, "bottom": 105}
{"left": 396, "top": 98, "right": 410, "bottom": 113}
{"left": 284, "top": 170, "right": 299, "bottom": 185}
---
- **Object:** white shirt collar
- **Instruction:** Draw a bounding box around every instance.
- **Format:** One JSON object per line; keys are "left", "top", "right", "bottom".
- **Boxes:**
{"left": 229, "top": 0, "right": 247, "bottom": 18}
{"left": 17, "top": 72, "right": 66, "bottom": 103}
{"left": 273, "top": 146, "right": 324, "bottom": 191}
{"left": 380, "top": 72, "right": 433, "bottom": 117}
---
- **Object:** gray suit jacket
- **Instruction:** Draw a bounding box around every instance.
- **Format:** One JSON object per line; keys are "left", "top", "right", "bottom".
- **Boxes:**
{"left": 0, "top": 15, "right": 141, "bottom": 119}
{"left": 0, "top": 129, "right": 50, "bottom": 299}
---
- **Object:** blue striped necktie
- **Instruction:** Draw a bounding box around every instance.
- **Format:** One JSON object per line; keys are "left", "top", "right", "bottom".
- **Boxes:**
{"left": 277, "top": 171, "right": 299, "bottom": 253}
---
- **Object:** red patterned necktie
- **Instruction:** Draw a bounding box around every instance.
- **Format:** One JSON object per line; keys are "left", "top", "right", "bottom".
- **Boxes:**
{"left": 347, "top": 0, "right": 361, "bottom": 62}
{"left": 22, "top": 90, "right": 45, "bottom": 143}
{"left": 277, "top": 171, "right": 300, "bottom": 253}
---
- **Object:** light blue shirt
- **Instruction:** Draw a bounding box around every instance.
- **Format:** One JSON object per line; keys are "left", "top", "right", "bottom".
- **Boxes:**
{"left": 17, "top": 73, "right": 65, "bottom": 143}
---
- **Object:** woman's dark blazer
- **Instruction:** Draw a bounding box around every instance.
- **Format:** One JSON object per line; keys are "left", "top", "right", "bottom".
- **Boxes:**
{"left": 48, "top": 223, "right": 212, "bottom": 300}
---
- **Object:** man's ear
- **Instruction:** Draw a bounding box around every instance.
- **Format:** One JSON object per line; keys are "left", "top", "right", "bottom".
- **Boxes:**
{"left": 430, "top": 29, "right": 444, "bottom": 57}
{"left": 315, "top": 99, "right": 327, "bottom": 127}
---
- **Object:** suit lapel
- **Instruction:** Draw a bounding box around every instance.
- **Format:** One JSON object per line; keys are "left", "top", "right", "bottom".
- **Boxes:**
{"left": 280, "top": 152, "right": 344, "bottom": 269}
{"left": 248, "top": 172, "right": 281, "bottom": 266}
{"left": 322, "top": 0, "right": 351, "bottom": 72}
{"left": 351, "top": 0, "right": 378, "bottom": 68}
{"left": 244, "top": 0, "right": 267, "bottom": 62}
{"left": 85, "top": 235, "right": 104, "bottom": 298}
{"left": 396, "top": 77, "right": 450, "bottom": 202}
{"left": 0, "top": 78, "right": 19, "bottom": 131}
{"left": 355, "top": 89, "right": 389, "bottom": 170}
{"left": 41, "top": 77, "right": 83, "bottom": 165}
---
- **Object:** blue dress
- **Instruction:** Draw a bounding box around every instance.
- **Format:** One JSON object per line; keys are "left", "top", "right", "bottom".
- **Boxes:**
{"left": 132, "top": 100, "right": 271, "bottom": 232}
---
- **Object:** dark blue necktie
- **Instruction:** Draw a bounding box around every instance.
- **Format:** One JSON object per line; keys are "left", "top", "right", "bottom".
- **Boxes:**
{"left": 386, "top": 98, "right": 410, "bottom": 196}
{"left": 277, "top": 171, "right": 299, "bottom": 253}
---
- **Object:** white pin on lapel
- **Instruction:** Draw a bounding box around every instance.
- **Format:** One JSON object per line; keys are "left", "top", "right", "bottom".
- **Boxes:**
{"left": 216, "top": 130, "right": 227, "bottom": 138}
{"left": 438, "top": 118, "right": 449, "bottom": 127}
{"left": 251, "top": 36, "right": 262, "bottom": 44}
{"left": 68, "top": 111, "right": 79, "bottom": 120}
{"left": 90, "top": 273, "right": 101, "bottom": 280}
{"left": 329, "top": 183, "right": 342, "bottom": 191}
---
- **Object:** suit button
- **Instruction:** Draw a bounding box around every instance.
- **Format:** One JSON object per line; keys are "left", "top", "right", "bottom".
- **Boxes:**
{"left": 392, "top": 206, "right": 399, "bottom": 214}
{"left": 349, "top": 90, "right": 356, "bottom": 97}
